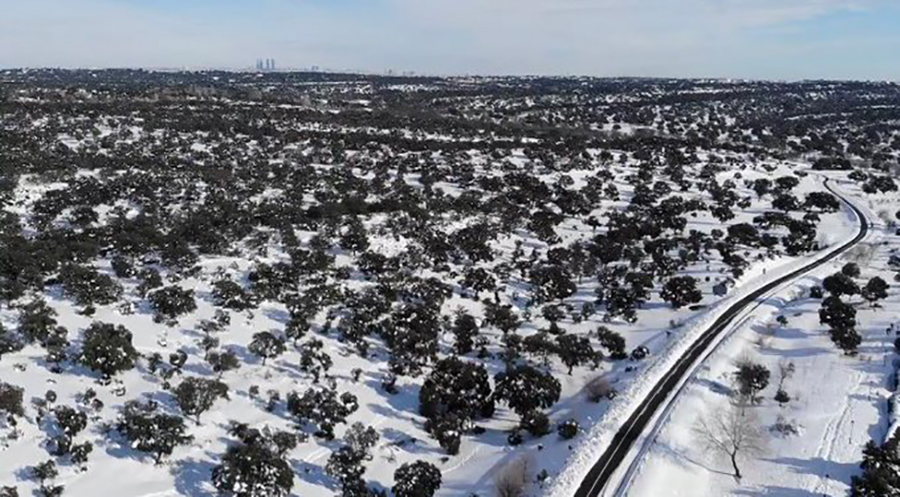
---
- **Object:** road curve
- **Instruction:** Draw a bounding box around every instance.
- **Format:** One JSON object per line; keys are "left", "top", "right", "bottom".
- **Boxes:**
{"left": 574, "top": 179, "right": 869, "bottom": 497}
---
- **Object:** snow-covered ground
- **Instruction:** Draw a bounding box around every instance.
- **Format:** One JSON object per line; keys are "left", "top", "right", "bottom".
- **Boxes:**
{"left": 621, "top": 176, "right": 899, "bottom": 497}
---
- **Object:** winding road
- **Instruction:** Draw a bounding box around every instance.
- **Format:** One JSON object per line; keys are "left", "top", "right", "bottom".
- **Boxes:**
{"left": 574, "top": 179, "right": 869, "bottom": 497}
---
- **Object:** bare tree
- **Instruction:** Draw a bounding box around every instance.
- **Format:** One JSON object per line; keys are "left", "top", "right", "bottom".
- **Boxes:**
{"left": 693, "top": 404, "right": 766, "bottom": 481}
{"left": 495, "top": 453, "right": 534, "bottom": 497}
{"left": 776, "top": 360, "right": 795, "bottom": 390}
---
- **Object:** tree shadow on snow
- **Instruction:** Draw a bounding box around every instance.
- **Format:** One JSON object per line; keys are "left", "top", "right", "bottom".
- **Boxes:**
{"left": 763, "top": 456, "right": 858, "bottom": 482}
{"left": 653, "top": 441, "right": 733, "bottom": 478}
{"left": 733, "top": 486, "right": 827, "bottom": 497}
{"left": 292, "top": 460, "right": 337, "bottom": 491}
{"left": 172, "top": 457, "right": 218, "bottom": 497}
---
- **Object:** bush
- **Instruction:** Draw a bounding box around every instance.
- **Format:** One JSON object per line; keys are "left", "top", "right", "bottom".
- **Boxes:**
{"left": 809, "top": 286, "right": 824, "bottom": 299}
{"left": 774, "top": 389, "right": 790, "bottom": 405}
{"left": 495, "top": 454, "right": 533, "bottom": 497}
{"left": 770, "top": 415, "right": 799, "bottom": 437}
{"left": 520, "top": 409, "right": 551, "bottom": 437}
{"left": 584, "top": 375, "right": 616, "bottom": 403}
{"left": 507, "top": 430, "right": 523, "bottom": 446}
{"left": 631, "top": 345, "right": 650, "bottom": 361}
{"left": 557, "top": 419, "right": 579, "bottom": 440}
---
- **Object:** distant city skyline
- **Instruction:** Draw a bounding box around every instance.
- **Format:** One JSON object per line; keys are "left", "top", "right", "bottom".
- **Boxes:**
{"left": 1, "top": 0, "right": 900, "bottom": 81}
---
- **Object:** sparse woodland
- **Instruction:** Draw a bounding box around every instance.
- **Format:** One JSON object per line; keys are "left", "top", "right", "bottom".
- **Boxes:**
{"left": 0, "top": 70, "right": 897, "bottom": 496}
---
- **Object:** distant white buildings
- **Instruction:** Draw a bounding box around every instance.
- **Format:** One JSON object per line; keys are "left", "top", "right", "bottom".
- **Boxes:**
{"left": 255, "top": 58, "right": 276, "bottom": 72}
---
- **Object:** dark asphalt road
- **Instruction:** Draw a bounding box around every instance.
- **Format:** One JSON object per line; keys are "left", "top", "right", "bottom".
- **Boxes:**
{"left": 574, "top": 179, "right": 869, "bottom": 497}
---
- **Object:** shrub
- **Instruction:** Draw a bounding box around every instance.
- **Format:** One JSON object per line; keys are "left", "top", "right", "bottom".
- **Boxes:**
{"left": 495, "top": 454, "right": 534, "bottom": 497}
{"left": 557, "top": 419, "right": 579, "bottom": 440}
{"left": 519, "top": 409, "right": 551, "bottom": 437}
{"left": 584, "top": 375, "right": 616, "bottom": 403}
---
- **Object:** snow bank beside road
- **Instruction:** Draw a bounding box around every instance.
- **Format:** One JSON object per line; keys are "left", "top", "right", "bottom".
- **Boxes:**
{"left": 545, "top": 178, "right": 861, "bottom": 497}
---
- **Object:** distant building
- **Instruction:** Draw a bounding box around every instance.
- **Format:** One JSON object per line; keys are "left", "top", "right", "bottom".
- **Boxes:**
{"left": 255, "top": 59, "right": 276, "bottom": 72}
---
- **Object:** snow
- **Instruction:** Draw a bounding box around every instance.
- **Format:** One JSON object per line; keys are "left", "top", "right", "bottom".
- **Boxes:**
{"left": 618, "top": 177, "right": 900, "bottom": 497}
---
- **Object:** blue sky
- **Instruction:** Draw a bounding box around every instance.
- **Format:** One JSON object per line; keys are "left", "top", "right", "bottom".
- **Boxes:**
{"left": 1, "top": 0, "right": 898, "bottom": 80}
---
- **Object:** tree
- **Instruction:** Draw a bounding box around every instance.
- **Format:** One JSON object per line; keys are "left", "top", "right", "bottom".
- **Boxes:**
{"left": 804, "top": 191, "right": 840, "bottom": 212}
{"left": 819, "top": 296, "right": 861, "bottom": 354}
{"left": 384, "top": 303, "right": 441, "bottom": 375}
{"left": 287, "top": 388, "right": 358, "bottom": 439}
{"left": 248, "top": 331, "right": 286, "bottom": 366}
{"left": 208, "top": 349, "right": 241, "bottom": 375}
{"left": 596, "top": 326, "right": 627, "bottom": 360}
{"left": 17, "top": 299, "right": 58, "bottom": 345}
{"left": 326, "top": 446, "right": 368, "bottom": 496}
{"left": 59, "top": 263, "right": 123, "bottom": 308}
{"left": 212, "top": 439, "right": 294, "bottom": 497}
{"left": 148, "top": 286, "right": 197, "bottom": 322}
{"left": 772, "top": 193, "right": 799, "bottom": 212}
{"left": 393, "top": 461, "right": 442, "bottom": 497}
{"left": 80, "top": 322, "right": 139, "bottom": 378}
{"left": 823, "top": 272, "right": 860, "bottom": 297}
{"left": 819, "top": 295, "right": 857, "bottom": 331}
{"left": 174, "top": 377, "right": 229, "bottom": 423}
{"left": 841, "top": 262, "right": 861, "bottom": 279}
{"left": 851, "top": 432, "right": 900, "bottom": 496}
{"left": 734, "top": 359, "right": 770, "bottom": 404}
{"left": 483, "top": 302, "right": 521, "bottom": 335}
{"left": 693, "top": 404, "right": 766, "bottom": 481}
{"left": 117, "top": 400, "right": 193, "bottom": 464}
{"left": 862, "top": 276, "right": 889, "bottom": 306}
{"left": 49, "top": 405, "right": 87, "bottom": 456}
{"left": 523, "top": 331, "right": 556, "bottom": 367}
{"left": 751, "top": 178, "right": 771, "bottom": 198}
{"left": 0, "top": 382, "right": 24, "bottom": 418}
{"left": 297, "top": 338, "right": 332, "bottom": 383}
{"left": 31, "top": 460, "right": 63, "bottom": 497}
{"left": 494, "top": 365, "right": 561, "bottom": 417}
{"left": 450, "top": 311, "right": 479, "bottom": 355}
{"left": 344, "top": 422, "right": 379, "bottom": 460}
{"left": 530, "top": 265, "right": 577, "bottom": 303}
{"left": 555, "top": 334, "right": 597, "bottom": 374}
{"left": 419, "top": 357, "right": 493, "bottom": 424}
{"left": 775, "top": 175, "right": 800, "bottom": 192}
{"left": 660, "top": 276, "right": 702, "bottom": 309}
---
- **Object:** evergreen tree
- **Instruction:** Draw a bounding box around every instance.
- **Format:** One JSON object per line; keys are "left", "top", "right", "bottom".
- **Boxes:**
{"left": 851, "top": 433, "right": 900, "bottom": 496}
